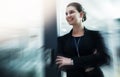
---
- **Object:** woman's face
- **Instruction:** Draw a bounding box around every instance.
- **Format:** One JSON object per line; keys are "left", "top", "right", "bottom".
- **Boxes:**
{"left": 66, "top": 6, "right": 83, "bottom": 25}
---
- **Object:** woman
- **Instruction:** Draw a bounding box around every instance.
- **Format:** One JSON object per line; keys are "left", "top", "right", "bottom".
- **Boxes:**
{"left": 56, "top": 2, "right": 110, "bottom": 77}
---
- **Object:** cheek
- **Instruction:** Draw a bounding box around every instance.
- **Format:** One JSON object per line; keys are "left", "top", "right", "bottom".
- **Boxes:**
{"left": 66, "top": 16, "right": 69, "bottom": 21}
{"left": 66, "top": 16, "right": 67, "bottom": 20}
{"left": 76, "top": 15, "right": 81, "bottom": 20}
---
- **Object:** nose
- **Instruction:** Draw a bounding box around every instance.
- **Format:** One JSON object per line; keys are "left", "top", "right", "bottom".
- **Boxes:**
{"left": 66, "top": 14, "right": 71, "bottom": 18}
{"left": 67, "top": 13, "right": 70, "bottom": 17}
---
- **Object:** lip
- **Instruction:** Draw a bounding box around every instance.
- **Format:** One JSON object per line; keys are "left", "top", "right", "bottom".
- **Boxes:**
{"left": 67, "top": 18, "right": 74, "bottom": 22}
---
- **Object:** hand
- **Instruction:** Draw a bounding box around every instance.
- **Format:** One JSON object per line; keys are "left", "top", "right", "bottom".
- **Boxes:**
{"left": 93, "top": 49, "right": 97, "bottom": 54}
{"left": 56, "top": 56, "right": 73, "bottom": 68}
{"left": 85, "top": 67, "right": 95, "bottom": 72}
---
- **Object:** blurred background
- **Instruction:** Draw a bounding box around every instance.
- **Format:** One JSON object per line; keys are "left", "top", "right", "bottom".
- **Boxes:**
{"left": 0, "top": 0, "right": 120, "bottom": 77}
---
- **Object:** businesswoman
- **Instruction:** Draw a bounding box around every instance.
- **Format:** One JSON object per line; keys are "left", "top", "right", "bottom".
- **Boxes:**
{"left": 56, "top": 2, "right": 110, "bottom": 77}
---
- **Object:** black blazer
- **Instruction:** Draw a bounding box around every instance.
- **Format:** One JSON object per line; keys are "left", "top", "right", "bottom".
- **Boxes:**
{"left": 57, "top": 28, "right": 110, "bottom": 77}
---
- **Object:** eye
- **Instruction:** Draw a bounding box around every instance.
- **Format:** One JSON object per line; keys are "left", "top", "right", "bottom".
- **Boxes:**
{"left": 65, "top": 12, "right": 68, "bottom": 16}
{"left": 69, "top": 10, "right": 75, "bottom": 14}
{"left": 65, "top": 10, "right": 75, "bottom": 16}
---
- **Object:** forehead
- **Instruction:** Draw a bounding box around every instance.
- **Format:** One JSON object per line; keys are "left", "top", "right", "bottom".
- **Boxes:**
{"left": 66, "top": 6, "right": 77, "bottom": 12}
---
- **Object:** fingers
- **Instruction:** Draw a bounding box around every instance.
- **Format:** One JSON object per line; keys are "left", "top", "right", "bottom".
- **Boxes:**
{"left": 55, "top": 56, "right": 64, "bottom": 64}
{"left": 56, "top": 56, "right": 64, "bottom": 68}
{"left": 58, "top": 63, "right": 64, "bottom": 68}
{"left": 55, "top": 56, "right": 71, "bottom": 68}
{"left": 57, "top": 56, "right": 64, "bottom": 59}
{"left": 56, "top": 60, "right": 62, "bottom": 65}
{"left": 56, "top": 58, "right": 62, "bottom": 64}
{"left": 94, "top": 49, "right": 97, "bottom": 54}
{"left": 85, "top": 67, "right": 94, "bottom": 72}
{"left": 56, "top": 61, "right": 64, "bottom": 68}
{"left": 56, "top": 60, "right": 63, "bottom": 68}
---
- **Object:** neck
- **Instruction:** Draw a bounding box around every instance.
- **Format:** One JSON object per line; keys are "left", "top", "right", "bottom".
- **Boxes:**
{"left": 72, "top": 24, "right": 84, "bottom": 37}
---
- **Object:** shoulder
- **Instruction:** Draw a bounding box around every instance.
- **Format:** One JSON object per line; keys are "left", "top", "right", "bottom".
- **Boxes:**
{"left": 85, "top": 28, "right": 102, "bottom": 39}
{"left": 86, "top": 28, "right": 99, "bottom": 34}
{"left": 58, "top": 33, "right": 70, "bottom": 41}
{"left": 85, "top": 28, "right": 101, "bottom": 35}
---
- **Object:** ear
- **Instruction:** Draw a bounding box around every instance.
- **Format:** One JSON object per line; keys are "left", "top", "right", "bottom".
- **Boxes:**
{"left": 80, "top": 11, "right": 84, "bottom": 18}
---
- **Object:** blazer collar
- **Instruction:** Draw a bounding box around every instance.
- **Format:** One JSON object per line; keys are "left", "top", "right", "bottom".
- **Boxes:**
{"left": 69, "top": 27, "right": 88, "bottom": 36}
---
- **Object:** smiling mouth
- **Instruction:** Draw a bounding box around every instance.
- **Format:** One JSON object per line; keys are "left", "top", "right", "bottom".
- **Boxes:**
{"left": 68, "top": 18, "right": 74, "bottom": 22}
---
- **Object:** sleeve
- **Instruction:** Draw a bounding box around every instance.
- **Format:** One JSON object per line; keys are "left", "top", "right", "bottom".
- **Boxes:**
{"left": 72, "top": 31, "right": 110, "bottom": 68}
{"left": 57, "top": 37, "right": 64, "bottom": 56}
{"left": 57, "top": 37, "right": 68, "bottom": 71}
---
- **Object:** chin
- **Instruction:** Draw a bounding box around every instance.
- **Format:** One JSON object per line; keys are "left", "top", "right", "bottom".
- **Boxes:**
{"left": 68, "top": 20, "right": 76, "bottom": 25}
{"left": 68, "top": 22, "right": 74, "bottom": 25}
{"left": 69, "top": 23, "right": 75, "bottom": 25}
